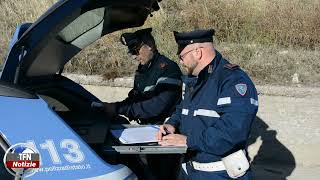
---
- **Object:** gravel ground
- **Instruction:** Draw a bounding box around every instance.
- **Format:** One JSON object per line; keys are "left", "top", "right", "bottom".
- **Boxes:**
{"left": 67, "top": 74, "right": 320, "bottom": 179}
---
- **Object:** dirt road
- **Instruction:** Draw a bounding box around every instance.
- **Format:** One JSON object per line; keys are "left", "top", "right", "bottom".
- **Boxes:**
{"left": 82, "top": 84, "right": 320, "bottom": 180}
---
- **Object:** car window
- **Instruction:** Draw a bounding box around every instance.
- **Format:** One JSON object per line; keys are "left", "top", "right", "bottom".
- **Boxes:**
{"left": 58, "top": 7, "right": 105, "bottom": 43}
{"left": 57, "top": 7, "right": 108, "bottom": 49}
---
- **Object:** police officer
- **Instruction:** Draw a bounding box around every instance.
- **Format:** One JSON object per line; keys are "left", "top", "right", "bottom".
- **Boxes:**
{"left": 103, "top": 28, "right": 182, "bottom": 180}
{"left": 103, "top": 28, "right": 182, "bottom": 124}
{"left": 157, "top": 29, "right": 258, "bottom": 180}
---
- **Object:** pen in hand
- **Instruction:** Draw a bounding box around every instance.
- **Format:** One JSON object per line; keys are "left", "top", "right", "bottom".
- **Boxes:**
{"left": 163, "top": 126, "right": 171, "bottom": 135}
{"left": 157, "top": 124, "right": 175, "bottom": 140}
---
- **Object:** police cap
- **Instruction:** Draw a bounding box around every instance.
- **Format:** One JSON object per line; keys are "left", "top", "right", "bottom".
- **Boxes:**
{"left": 174, "top": 29, "right": 215, "bottom": 54}
{"left": 120, "top": 28, "right": 153, "bottom": 55}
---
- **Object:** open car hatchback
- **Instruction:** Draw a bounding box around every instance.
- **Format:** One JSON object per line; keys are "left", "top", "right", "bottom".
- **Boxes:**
{"left": 0, "top": 0, "right": 187, "bottom": 180}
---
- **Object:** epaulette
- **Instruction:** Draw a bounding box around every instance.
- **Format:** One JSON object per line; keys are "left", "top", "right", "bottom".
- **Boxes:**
{"left": 159, "top": 62, "right": 168, "bottom": 70}
{"left": 224, "top": 63, "right": 239, "bottom": 70}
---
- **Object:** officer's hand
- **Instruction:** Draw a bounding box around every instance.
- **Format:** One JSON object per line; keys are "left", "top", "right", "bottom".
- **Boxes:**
{"left": 157, "top": 124, "right": 175, "bottom": 141}
{"left": 102, "top": 102, "right": 117, "bottom": 119}
{"left": 159, "top": 134, "right": 187, "bottom": 146}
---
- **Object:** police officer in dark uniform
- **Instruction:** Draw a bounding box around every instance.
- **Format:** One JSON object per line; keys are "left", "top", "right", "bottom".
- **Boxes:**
{"left": 103, "top": 28, "right": 182, "bottom": 180}
{"left": 157, "top": 29, "right": 258, "bottom": 180}
{"left": 103, "top": 28, "right": 182, "bottom": 124}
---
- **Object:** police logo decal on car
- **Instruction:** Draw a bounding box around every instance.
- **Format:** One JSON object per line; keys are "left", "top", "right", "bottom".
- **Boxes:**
{"left": 235, "top": 84, "right": 247, "bottom": 96}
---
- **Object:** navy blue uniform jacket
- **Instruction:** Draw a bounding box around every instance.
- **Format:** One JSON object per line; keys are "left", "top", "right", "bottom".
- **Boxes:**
{"left": 116, "top": 52, "right": 182, "bottom": 124}
{"left": 167, "top": 50, "right": 258, "bottom": 163}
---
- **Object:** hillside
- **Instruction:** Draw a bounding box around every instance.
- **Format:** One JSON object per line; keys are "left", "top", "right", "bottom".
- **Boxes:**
{"left": 0, "top": 0, "right": 319, "bottom": 85}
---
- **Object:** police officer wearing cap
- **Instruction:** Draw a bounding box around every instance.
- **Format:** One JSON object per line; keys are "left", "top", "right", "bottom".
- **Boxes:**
{"left": 157, "top": 29, "right": 258, "bottom": 180}
{"left": 103, "top": 28, "right": 182, "bottom": 124}
{"left": 102, "top": 28, "right": 182, "bottom": 179}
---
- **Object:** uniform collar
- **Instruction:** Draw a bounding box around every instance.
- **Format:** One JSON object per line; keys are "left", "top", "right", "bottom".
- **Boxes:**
{"left": 182, "top": 50, "right": 222, "bottom": 87}
{"left": 197, "top": 50, "right": 222, "bottom": 82}
{"left": 182, "top": 75, "right": 198, "bottom": 87}
{"left": 138, "top": 52, "right": 159, "bottom": 72}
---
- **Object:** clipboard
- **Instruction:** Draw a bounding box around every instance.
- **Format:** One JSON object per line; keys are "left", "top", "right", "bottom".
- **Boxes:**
{"left": 105, "top": 124, "right": 187, "bottom": 154}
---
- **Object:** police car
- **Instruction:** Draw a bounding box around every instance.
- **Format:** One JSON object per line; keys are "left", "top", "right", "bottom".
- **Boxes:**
{"left": 0, "top": 0, "right": 166, "bottom": 179}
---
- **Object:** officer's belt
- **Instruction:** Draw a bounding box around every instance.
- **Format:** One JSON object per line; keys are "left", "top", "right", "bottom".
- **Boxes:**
{"left": 183, "top": 149, "right": 249, "bottom": 175}
{"left": 187, "top": 160, "right": 226, "bottom": 172}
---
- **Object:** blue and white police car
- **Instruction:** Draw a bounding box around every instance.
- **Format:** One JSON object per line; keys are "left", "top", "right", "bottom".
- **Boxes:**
{"left": 0, "top": 0, "right": 164, "bottom": 179}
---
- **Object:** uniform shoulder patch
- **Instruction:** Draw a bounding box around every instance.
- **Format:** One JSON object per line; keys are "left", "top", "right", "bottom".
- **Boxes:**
{"left": 235, "top": 83, "right": 247, "bottom": 96}
{"left": 224, "top": 63, "right": 239, "bottom": 70}
{"left": 159, "top": 62, "right": 168, "bottom": 70}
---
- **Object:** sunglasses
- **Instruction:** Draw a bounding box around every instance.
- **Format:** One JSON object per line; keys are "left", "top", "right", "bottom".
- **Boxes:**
{"left": 129, "top": 42, "right": 144, "bottom": 56}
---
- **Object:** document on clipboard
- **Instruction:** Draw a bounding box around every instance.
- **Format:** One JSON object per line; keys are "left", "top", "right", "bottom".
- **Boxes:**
{"left": 111, "top": 125, "right": 160, "bottom": 144}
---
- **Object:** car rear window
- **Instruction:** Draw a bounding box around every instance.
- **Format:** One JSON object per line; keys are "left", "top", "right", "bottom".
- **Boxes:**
{"left": 58, "top": 7, "right": 105, "bottom": 43}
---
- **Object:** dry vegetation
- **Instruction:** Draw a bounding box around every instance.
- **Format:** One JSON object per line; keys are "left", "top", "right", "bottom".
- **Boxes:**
{"left": 0, "top": 0, "right": 56, "bottom": 61}
{"left": 1, "top": 0, "right": 320, "bottom": 85}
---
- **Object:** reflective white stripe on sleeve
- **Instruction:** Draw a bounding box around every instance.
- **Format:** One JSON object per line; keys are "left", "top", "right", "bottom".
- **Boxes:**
{"left": 182, "top": 109, "right": 189, "bottom": 115}
{"left": 250, "top": 98, "right": 259, "bottom": 106}
{"left": 182, "top": 83, "right": 186, "bottom": 100}
{"left": 217, "top": 97, "right": 231, "bottom": 105}
{"left": 157, "top": 77, "right": 182, "bottom": 86}
{"left": 143, "top": 77, "right": 181, "bottom": 92}
{"left": 193, "top": 109, "right": 220, "bottom": 118}
{"left": 144, "top": 85, "right": 155, "bottom": 92}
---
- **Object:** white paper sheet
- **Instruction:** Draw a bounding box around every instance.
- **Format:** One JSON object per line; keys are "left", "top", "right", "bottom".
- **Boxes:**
{"left": 111, "top": 126, "right": 160, "bottom": 144}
